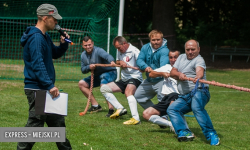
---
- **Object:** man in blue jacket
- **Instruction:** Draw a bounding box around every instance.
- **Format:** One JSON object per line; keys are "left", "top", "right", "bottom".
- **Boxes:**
{"left": 129, "top": 30, "right": 170, "bottom": 125}
{"left": 17, "top": 4, "right": 72, "bottom": 150}
{"left": 78, "top": 36, "right": 117, "bottom": 117}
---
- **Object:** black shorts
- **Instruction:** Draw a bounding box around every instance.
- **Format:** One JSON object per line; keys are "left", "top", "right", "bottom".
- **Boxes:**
{"left": 152, "top": 93, "right": 179, "bottom": 116}
{"left": 114, "top": 78, "right": 142, "bottom": 94}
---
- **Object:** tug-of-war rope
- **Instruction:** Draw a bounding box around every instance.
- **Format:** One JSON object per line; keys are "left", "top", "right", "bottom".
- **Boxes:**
{"left": 184, "top": 77, "right": 250, "bottom": 92}
{"left": 79, "top": 64, "right": 250, "bottom": 116}
{"left": 79, "top": 64, "right": 139, "bottom": 116}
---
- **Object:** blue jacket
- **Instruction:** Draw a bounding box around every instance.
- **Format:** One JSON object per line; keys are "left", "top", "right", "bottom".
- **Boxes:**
{"left": 21, "top": 26, "right": 68, "bottom": 90}
{"left": 81, "top": 46, "right": 116, "bottom": 75}
{"left": 136, "top": 39, "right": 169, "bottom": 82}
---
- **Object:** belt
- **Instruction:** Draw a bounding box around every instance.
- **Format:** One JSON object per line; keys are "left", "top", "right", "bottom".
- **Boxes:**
{"left": 198, "top": 87, "right": 209, "bottom": 89}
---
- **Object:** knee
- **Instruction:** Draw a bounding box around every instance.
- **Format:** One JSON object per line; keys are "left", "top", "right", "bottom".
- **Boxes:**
{"left": 100, "top": 84, "right": 112, "bottom": 94}
{"left": 143, "top": 109, "right": 151, "bottom": 120}
{"left": 167, "top": 105, "right": 174, "bottom": 115}
{"left": 124, "top": 91, "right": 133, "bottom": 97}
{"left": 191, "top": 105, "right": 203, "bottom": 113}
{"left": 78, "top": 80, "right": 87, "bottom": 88}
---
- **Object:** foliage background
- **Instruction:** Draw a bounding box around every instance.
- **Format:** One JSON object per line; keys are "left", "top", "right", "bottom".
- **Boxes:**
{"left": 123, "top": 0, "right": 250, "bottom": 47}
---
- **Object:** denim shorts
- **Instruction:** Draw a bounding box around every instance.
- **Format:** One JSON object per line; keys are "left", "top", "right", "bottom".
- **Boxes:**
{"left": 83, "top": 70, "right": 117, "bottom": 88}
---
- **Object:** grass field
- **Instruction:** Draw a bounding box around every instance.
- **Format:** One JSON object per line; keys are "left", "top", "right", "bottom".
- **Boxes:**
{"left": 0, "top": 69, "right": 250, "bottom": 150}
{"left": 0, "top": 59, "right": 83, "bottom": 81}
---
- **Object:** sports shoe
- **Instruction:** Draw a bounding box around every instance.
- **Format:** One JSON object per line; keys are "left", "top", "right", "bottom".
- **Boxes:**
{"left": 106, "top": 109, "right": 114, "bottom": 117}
{"left": 110, "top": 108, "right": 127, "bottom": 119}
{"left": 159, "top": 125, "right": 167, "bottom": 129}
{"left": 209, "top": 132, "right": 220, "bottom": 146}
{"left": 170, "top": 125, "right": 176, "bottom": 134}
{"left": 123, "top": 118, "right": 140, "bottom": 125}
{"left": 87, "top": 105, "right": 102, "bottom": 113}
{"left": 177, "top": 130, "right": 194, "bottom": 142}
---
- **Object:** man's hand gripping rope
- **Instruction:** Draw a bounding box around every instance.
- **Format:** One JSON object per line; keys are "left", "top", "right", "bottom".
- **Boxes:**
{"left": 184, "top": 77, "right": 250, "bottom": 92}
{"left": 79, "top": 64, "right": 139, "bottom": 116}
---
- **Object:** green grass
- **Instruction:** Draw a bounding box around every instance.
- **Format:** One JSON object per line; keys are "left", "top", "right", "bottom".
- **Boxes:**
{"left": 0, "top": 59, "right": 83, "bottom": 81}
{"left": 1, "top": 69, "right": 250, "bottom": 149}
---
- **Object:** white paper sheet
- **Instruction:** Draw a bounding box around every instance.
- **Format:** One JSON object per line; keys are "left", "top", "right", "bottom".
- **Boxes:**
{"left": 44, "top": 91, "right": 68, "bottom": 116}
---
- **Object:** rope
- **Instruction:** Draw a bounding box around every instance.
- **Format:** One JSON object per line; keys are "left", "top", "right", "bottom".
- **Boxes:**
{"left": 184, "top": 77, "right": 250, "bottom": 93}
{"left": 79, "top": 70, "right": 94, "bottom": 116}
{"left": 79, "top": 64, "right": 139, "bottom": 116}
{"left": 79, "top": 64, "right": 250, "bottom": 116}
{"left": 94, "top": 63, "right": 139, "bottom": 70}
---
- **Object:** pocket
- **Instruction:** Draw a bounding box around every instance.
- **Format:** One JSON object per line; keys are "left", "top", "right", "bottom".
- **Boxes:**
{"left": 25, "top": 90, "right": 35, "bottom": 105}
{"left": 201, "top": 89, "right": 210, "bottom": 102}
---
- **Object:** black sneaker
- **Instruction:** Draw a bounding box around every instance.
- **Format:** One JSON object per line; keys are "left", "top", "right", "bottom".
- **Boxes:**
{"left": 88, "top": 105, "right": 102, "bottom": 113}
{"left": 159, "top": 125, "right": 167, "bottom": 129}
{"left": 106, "top": 109, "right": 114, "bottom": 117}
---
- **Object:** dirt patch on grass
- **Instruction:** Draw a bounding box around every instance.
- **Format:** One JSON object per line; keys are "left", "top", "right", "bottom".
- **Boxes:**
{"left": 0, "top": 81, "right": 23, "bottom": 91}
{"left": 0, "top": 64, "right": 24, "bottom": 72}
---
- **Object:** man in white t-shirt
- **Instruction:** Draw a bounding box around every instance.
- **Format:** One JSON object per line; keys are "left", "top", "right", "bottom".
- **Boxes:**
{"left": 142, "top": 50, "right": 180, "bottom": 132}
{"left": 100, "top": 36, "right": 143, "bottom": 125}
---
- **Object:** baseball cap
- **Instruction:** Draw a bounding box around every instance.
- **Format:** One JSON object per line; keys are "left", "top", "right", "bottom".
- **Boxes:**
{"left": 37, "top": 4, "right": 62, "bottom": 20}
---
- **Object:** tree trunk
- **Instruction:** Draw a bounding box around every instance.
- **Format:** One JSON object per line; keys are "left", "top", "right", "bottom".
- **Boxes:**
{"left": 152, "top": 0, "right": 175, "bottom": 49}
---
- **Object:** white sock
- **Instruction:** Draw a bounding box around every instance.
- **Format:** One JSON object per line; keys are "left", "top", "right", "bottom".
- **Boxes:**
{"left": 92, "top": 105, "right": 98, "bottom": 107}
{"left": 149, "top": 115, "right": 172, "bottom": 127}
{"left": 103, "top": 93, "right": 123, "bottom": 109}
{"left": 127, "top": 95, "right": 140, "bottom": 121}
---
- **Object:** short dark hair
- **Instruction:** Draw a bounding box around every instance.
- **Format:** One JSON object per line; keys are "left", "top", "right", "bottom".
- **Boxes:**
{"left": 37, "top": 15, "right": 52, "bottom": 21}
{"left": 170, "top": 49, "right": 180, "bottom": 55}
{"left": 81, "top": 36, "right": 93, "bottom": 43}
{"left": 113, "top": 36, "right": 127, "bottom": 45}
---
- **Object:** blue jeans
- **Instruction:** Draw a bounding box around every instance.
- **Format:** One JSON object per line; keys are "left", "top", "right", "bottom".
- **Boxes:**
{"left": 83, "top": 70, "right": 117, "bottom": 88}
{"left": 167, "top": 89, "right": 217, "bottom": 140}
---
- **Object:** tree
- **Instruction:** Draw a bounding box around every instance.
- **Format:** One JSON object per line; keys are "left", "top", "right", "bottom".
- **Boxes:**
{"left": 152, "top": 0, "right": 175, "bottom": 49}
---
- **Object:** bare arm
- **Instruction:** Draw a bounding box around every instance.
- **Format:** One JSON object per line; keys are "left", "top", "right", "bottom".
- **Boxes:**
{"left": 149, "top": 71, "right": 170, "bottom": 78}
{"left": 193, "top": 66, "right": 204, "bottom": 83}
{"left": 170, "top": 67, "right": 182, "bottom": 80}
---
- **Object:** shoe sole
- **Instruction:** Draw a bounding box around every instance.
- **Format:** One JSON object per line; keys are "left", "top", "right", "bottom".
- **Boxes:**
{"left": 110, "top": 109, "right": 127, "bottom": 119}
{"left": 88, "top": 108, "right": 102, "bottom": 113}
{"left": 211, "top": 142, "right": 220, "bottom": 146}
{"left": 123, "top": 121, "right": 141, "bottom": 125}
{"left": 178, "top": 136, "right": 194, "bottom": 142}
{"left": 211, "top": 138, "right": 220, "bottom": 146}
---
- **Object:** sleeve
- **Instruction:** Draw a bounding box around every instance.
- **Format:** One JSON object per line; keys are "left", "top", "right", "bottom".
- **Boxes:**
{"left": 80, "top": 53, "right": 90, "bottom": 74}
{"left": 133, "top": 48, "right": 140, "bottom": 60}
{"left": 173, "top": 55, "right": 181, "bottom": 69}
{"left": 159, "top": 48, "right": 170, "bottom": 67}
{"left": 136, "top": 45, "right": 149, "bottom": 70}
{"left": 48, "top": 34, "right": 68, "bottom": 59}
{"left": 29, "top": 36, "right": 54, "bottom": 90}
{"left": 98, "top": 48, "right": 115, "bottom": 63}
{"left": 154, "top": 64, "right": 172, "bottom": 73}
{"left": 195, "top": 57, "right": 206, "bottom": 70}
